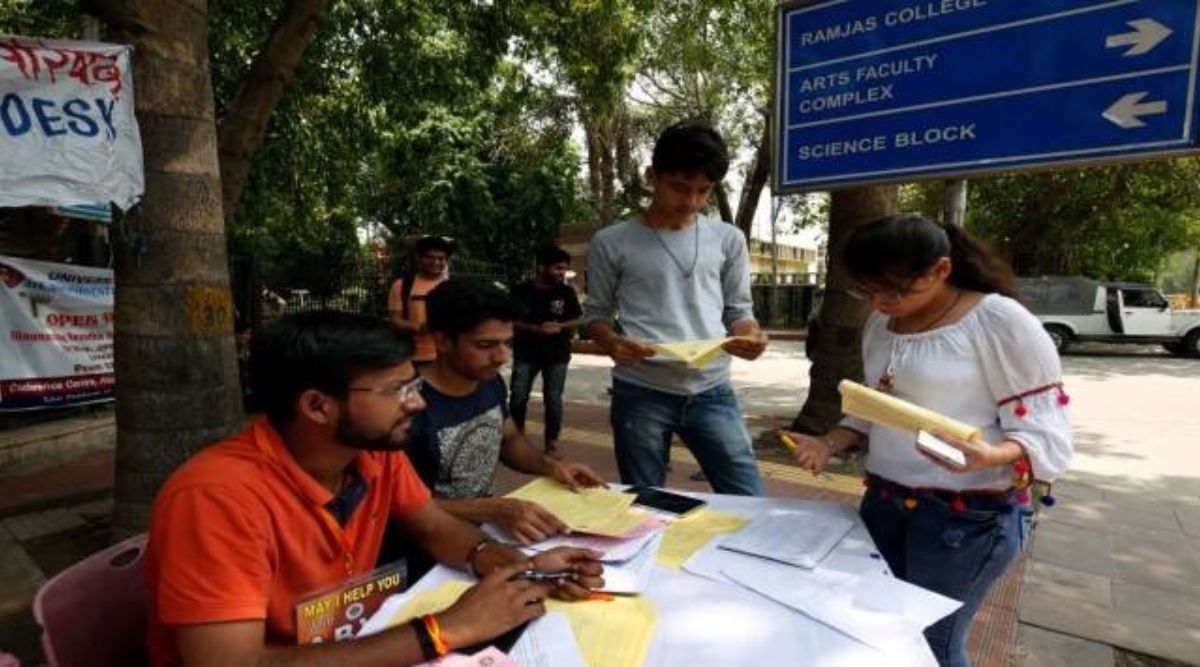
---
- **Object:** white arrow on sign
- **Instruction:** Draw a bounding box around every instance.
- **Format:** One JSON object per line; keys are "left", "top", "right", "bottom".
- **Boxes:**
{"left": 1103, "top": 92, "right": 1168, "bottom": 129}
{"left": 1106, "top": 18, "right": 1172, "bottom": 56}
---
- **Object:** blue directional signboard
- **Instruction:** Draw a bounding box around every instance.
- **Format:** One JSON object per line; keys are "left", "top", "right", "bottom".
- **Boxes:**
{"left": 774, "top": 0, "right": 1200, "bottom": 192}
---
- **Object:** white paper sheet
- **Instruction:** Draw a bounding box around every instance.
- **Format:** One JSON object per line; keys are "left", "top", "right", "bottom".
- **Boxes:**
{"left": 717, "top": 509, "right": 855, "bottom": 569}
{"left": 510, "top": 612, "right": 586, "bottom": 667}
{"left": 682, "top": 529, "right": 890, "bottom": 584}
{"left": 639, "top": 566, "right": 937, "bottom": 667}
{"left": 518, "top": 523, "right": 665, "bottom": 563}
{"left": 356, "top": 588, "right": 422, "bottom": 638}
{"left": 601, "top": 530, "right": 664, "bottom": 594}
{"left": 722, "top": 561, "right": 961, "bottom": 653}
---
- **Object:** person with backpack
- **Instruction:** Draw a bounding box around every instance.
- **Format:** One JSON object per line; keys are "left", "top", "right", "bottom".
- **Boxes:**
{"left": 389, "top": 235, "right": 454, "bottom": 366}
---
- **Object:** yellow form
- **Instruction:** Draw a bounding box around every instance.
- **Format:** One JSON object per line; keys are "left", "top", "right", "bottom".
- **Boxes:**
{"left": 506, "top": 478, "right": 648, "bottom": 537}
{"left": 656, "top": 509, "right": 749, "bottom": 570}
{"left": 839, "top": 380, "right": 980, "bottom": 441}
{"left": 547, "top": 595, "right": 657, "bottom": 667}
{"left": 651, "top": 338, "right": 731, "bottom": 368}
{"left": 379, "top": 581, "right": 657, "bottom": 667}
{"left": 369, "top": 580, "right": 471, "bottom": 631}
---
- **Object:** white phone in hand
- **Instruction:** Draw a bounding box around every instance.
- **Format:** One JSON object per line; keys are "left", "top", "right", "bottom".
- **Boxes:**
{"left": 916, "top": 430, "right": 967, "bottom": 468}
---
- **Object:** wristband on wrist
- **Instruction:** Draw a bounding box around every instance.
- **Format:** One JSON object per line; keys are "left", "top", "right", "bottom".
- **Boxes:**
{"left": 466, "top": 537, "right": 494, "bottom": 578}
{"left": 421, "top": 614, "right": 450, "bottom": 657}
{"left": 409, "top": 617, "right": 438, "bottom": 661}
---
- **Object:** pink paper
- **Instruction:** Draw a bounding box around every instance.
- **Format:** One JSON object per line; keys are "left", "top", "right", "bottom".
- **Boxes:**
{"left": 426, "top": 647, "right": 520, "bottom": 666}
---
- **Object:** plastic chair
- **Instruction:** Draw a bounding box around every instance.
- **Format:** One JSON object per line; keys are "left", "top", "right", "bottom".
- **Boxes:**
{"left": 32, "top": 533, "right": 149, "bottom": 667}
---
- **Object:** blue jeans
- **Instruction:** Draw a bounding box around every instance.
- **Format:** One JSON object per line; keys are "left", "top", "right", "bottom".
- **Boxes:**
{"left": 610, "top": 378, "right": 764, "bottom": 496}
{"left": 509, "top": 359, "right": 569, "bottom": 443}
{"left": 860, "top": 478, "right": 1022, "bottom": 667}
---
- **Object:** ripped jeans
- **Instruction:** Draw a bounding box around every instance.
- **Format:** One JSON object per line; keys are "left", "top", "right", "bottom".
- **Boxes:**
{"left": 859, "top": 476, "right": 1022, "bottom": 667}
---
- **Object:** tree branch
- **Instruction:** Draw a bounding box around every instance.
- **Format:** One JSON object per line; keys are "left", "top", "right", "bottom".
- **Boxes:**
{"left": 218, "top": 0, "right": 330, "bottom": 226}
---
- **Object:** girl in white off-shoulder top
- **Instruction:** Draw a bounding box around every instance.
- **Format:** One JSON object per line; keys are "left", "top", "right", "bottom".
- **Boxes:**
{"left": 785, "top": 215, "right": 1072, "bottom": 667}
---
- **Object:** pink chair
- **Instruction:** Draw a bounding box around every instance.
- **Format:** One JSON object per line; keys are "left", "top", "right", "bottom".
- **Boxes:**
{"left": 32, "top": 533, "right": 149, "bottom": 667}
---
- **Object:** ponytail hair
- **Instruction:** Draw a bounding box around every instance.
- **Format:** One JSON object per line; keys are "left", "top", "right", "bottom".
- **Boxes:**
{"left": 843, "top": 214, "right": 1020, "bottom": 299}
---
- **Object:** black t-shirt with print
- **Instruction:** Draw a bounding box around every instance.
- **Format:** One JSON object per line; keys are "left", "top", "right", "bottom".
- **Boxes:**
{"left": 405, "top": 377, "right": 508, "bottom": 500}
{"left": 512, "top": 281, "right": 582, "bottom": 365}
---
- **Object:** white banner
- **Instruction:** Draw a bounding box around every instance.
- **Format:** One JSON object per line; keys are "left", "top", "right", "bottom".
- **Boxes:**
{"left": 0, "top": 35, "right": 143, "bottom": 210}
{"left": 0, "top": 255, "right": 114, "bottom": 410}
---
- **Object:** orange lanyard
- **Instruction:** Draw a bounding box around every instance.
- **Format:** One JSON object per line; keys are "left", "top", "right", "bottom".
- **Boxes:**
{"left": 316, "top": 507, "right": 357, "bottom": 577}
{"left": 254, "top": 426, "right": 358, "bottom": 577}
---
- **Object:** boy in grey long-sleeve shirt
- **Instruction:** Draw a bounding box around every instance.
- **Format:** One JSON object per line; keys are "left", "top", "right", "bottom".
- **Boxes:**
{"left": 584, "top": 120, "right": 768, "bottom": 496}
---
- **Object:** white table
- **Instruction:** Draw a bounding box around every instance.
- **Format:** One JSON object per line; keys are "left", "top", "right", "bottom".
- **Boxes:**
{"left": 406, "top": 492, "right": 938, "bottom": 667}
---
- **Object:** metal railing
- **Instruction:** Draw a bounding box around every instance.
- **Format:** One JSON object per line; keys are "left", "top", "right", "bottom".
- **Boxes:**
{"left": 751, "top": 284, "right": 818, "bottom": 330}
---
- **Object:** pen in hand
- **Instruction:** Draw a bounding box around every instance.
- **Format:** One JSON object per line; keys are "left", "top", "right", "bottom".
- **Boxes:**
{"left": 511, "top": 569, "right": 613, "bottom": 600}
{"left": 779, "top": 433, "right": 835, "bottom": 480}
{"left": 510, "top": 570, "right": 576, "bottom": 583}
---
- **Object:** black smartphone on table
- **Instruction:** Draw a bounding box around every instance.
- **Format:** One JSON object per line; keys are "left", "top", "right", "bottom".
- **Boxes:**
{"left": 624, "top": 486, "right": 707, "bottom": 517}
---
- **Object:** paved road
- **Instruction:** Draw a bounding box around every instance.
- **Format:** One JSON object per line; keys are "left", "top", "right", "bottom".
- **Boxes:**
{"left": 556, "top": 342, "right": 1200, "bottom": 486}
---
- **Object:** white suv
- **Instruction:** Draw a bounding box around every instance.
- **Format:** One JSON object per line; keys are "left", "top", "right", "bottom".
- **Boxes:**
{"left": 1019, "top": 277, "right": 1200, "bottom": 357}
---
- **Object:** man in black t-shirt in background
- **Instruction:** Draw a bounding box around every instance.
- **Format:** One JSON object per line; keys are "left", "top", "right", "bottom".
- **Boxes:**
{"left": 510, "top": 246, "right": 584, "bottom": 457}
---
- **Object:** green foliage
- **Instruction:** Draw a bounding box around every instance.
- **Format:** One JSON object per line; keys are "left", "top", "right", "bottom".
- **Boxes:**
{"left": 902, "top": 161, "right": 1200, "bottom": 282}
{"left": 625, "top": 0, "right": 784, "bottom": 225}
{"left": 214, "top": 0, "right": 585, "bottom": 290}
{"left": 515, "top": 0, "right": 651, "bottom": 115}
{"left": 634, "top": 0, "right": 774, "bottom": 140}
{"left": 979, "top": 161, "right": 1200, "bottom": 282}
{"left": 0, "top": 0, "right": 78, "bottom": 36}
{"left": 1160, "top": 250, "right": 1199, "bottom": 295}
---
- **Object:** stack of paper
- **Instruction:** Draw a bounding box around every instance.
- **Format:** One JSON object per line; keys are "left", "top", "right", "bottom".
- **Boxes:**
{"left": 839, "top": 380, "right": 979, "bottom": 441}
{"left": 683, "top": 526, "right": 889, "bottom": 584}
{"left": 503, "top": 478, "right": 648, "bottom": 537}
{"left": 496, "top": 520, "right": 667, "bottom": 595}
{"left": 361, "top": 580, "right": 655, "bottom": 667}
{"left": 516, "top": 516, "right": 667, "bottom": 563}
{"left": 596, "top": 530, "right": 663, "bottom": 594}
{"left": 717, "top": 509, "right": 855, "bottom": 569}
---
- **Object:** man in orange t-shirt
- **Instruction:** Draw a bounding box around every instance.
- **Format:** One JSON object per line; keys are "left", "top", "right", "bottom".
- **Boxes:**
{"left": 145, "top": 311, "right": 603, "bottom": 667}
{"left": 389, "top": 235, "right": 454, "bottom": 365}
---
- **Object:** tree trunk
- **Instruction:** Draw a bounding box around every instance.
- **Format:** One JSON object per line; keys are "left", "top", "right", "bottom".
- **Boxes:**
{"left": 598, "top": 116, "right": 616, "bottom": 222}
{"left": 582, "top": 110, "right": 621, "bottom": 224}
{"left": 107, "top": 0, "right": 244, "bottom": 537}
{"left": 219, "top": 0, "right": 329, "bottom": 225}
{"left": 614, "top": 103, "right": 637, "bottom": 192}
{"left": 792, "top": 186, "right": 899, "bottom": 434}
{"left": 714, "top": 183, "right": 734, "bottom": 223}
{"left": 733, "top": 116, "right": 771, "bottom": 239}
{"left": 583, "top": 114, "right": 604, "bottom": 217}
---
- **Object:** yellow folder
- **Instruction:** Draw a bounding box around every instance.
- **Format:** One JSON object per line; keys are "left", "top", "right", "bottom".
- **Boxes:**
{"left": 838, "top": 380, "right": 980, "bottom": 441}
